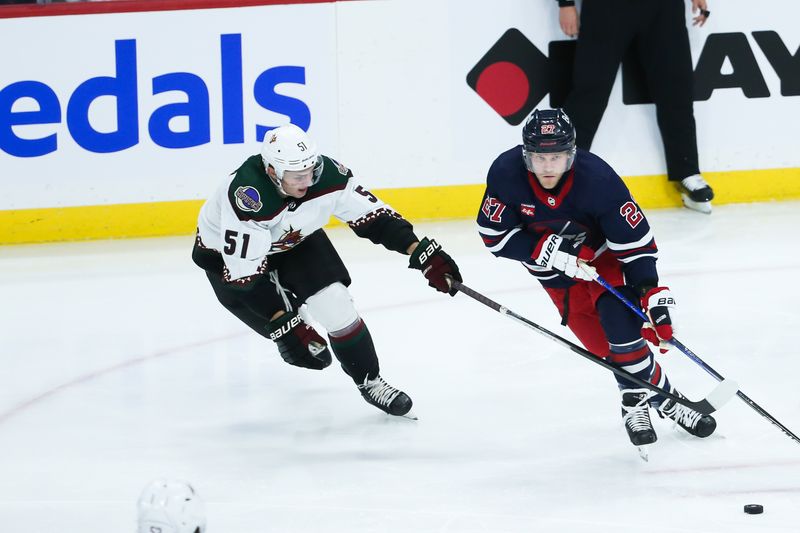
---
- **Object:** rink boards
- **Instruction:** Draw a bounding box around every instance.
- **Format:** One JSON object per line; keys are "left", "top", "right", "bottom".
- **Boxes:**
{"left": 0, "top": 0, "right": 798, "bottom": 243}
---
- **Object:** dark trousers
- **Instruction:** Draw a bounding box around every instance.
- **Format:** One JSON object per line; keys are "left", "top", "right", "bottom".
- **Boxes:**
{"left": 564, "top": 0, "right": 699, "bottom": 182}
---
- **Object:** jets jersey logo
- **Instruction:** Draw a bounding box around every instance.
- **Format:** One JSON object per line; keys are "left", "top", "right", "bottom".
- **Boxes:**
{"left": 270, "top": 225, "right": 304, "bottom": 252}
{"left": 234, "top": 186, "right": 263, "bottom": 212}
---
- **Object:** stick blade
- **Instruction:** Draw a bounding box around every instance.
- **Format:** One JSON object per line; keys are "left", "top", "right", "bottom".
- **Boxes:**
{"left": 687, "top": 379, "right": 740, "bottom": 415}
{"left": 706, "top": 379, "right": 740, "bottom": 410}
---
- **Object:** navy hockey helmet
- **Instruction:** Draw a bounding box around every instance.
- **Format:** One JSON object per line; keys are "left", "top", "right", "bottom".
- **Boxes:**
{"left": 522, "top": 108, "right": 577, "bottom": 174}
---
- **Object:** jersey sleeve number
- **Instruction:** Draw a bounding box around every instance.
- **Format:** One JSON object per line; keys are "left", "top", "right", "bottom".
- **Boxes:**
{"left": 481, "top": 196, "right": 506, "bottom": 223}
{"left": 224, "top": 229, "right": 251, "bottom": 258}
{"left": 619, "top": 201, "right": 643, "bottom": 229}
{"left": 355, "top": 185, "right": 378, "bottom": 203}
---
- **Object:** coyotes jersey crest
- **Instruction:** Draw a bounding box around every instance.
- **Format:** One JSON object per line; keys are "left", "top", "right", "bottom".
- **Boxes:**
{"left": 270, "top": 226, "right": 304, "bottom": 252}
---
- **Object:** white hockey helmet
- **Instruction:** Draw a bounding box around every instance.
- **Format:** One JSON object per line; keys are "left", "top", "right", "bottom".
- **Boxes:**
{"left": 137, "top": 479, "right": 206, "bottom": 533}
{"left": 260, "top": 124, "right": 324, "bottom": 189}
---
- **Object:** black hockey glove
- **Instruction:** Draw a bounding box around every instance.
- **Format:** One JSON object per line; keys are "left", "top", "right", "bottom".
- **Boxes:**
{"left": 408, "top": 237, "right": 462, "bottom": 296}
{"left": 267, "top": 312, "right": 332, "bottom": 370}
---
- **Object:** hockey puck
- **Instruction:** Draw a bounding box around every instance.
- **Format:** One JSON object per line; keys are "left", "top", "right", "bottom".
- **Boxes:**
{"left": 744, "top": 504, "right": 763, "bottom": 514}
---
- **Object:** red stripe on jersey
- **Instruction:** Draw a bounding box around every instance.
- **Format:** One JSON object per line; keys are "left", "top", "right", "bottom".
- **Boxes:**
{"left": 527, "top": 168, "right": 575, "bottom": 210}
{"left": 650, "top": 364, "right": 662, "bottom": 385}
{"left": 608, "top": 346, "right": 650, "bottom": 364}
{"left": 242, "top": 204, "right": 287, "bottom": 222}
{"left": 481, "top": 234, "right": 504, "bottom": 245}
{"left": 303, "top": 181, "right": 348, "bottom": 201}
{"left": 611, "top": 240, "right": 657, "bottom": 259}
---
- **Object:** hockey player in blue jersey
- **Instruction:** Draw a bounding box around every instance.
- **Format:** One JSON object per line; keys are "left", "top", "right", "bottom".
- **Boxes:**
{"left": 476, "top": 108, "right": 716, "bottom": 448}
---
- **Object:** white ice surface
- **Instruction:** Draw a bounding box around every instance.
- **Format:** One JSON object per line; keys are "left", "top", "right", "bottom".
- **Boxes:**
{"left": 1, "top": 202, "right": 799, "bottom": 532}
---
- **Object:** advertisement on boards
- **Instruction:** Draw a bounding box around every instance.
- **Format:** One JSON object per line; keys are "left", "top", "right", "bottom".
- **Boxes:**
{"left": 0, "top": 4, "right": 338, "bottom": 209}
{"left": 0, "top": 0, "right": 798, "bottom": 242}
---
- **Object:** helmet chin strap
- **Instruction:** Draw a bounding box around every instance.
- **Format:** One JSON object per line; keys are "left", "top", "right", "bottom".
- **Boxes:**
{"left": 267, "top": 165, "right": 290, "bottom": 197}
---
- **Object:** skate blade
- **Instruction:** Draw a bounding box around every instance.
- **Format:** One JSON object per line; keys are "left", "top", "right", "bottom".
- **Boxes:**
{"left": 637, "top": 445, "right": 650, "bottom": 462}
{"left": 400, "top": 410, "right": 418, "bottom": 421}
{"left": 681, "top": 194, "right": 712, "bottom": 214}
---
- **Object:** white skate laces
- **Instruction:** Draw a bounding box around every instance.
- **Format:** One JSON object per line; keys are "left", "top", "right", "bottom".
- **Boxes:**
{"left": 659, "top": 399, "right": 703, "bottom": 430}
{"left": 657, "top": 393, "right": 717, "bottom": 437}
{"left": 623, "top": 394, "right": 652, "bottom": 432}
{"left": 358, "top": 375, "right": 401, "bottom": 407}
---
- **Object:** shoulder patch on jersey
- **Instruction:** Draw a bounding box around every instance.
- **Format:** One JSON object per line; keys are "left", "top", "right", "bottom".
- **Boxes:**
{"left": 329, "top": 157, "right": 350, "bottom": 176}
{"left": 227, "top": 155, "right": 286, "bottom": 220}
{"left": 234, "top": 186, "right": 263, "bottom": 212}
{"left": 305, "top": 155, "right": 353, "bottom": 197}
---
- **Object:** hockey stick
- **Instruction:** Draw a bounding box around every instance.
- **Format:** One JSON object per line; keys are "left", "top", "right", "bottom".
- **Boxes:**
{"left": 450, "top": 279, "right": 737, "bottom": 415}
{"left": 578, "top": 263, "right": 800, "bottom": 445}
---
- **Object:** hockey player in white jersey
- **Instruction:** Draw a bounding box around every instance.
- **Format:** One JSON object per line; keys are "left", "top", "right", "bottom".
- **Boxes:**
{"left": 192, "top": 124, "right": 461, "bottom": 417}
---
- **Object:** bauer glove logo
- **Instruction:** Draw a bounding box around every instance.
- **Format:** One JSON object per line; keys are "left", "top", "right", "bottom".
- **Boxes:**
{"left": 417, "top": 239, "right": 441, "bottom": 265}
{"left": 537, "top": 234, "right": 559, "bottom": 266}
{"left": 268, "top": 314, "right": 303, "bottom": 340}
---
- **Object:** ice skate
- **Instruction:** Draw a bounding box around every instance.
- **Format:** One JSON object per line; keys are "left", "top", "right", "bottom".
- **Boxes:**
{"left": 679, "top": 174, "right": 714, "bottom": 214}
{"left": 358, "top": 375, "right": 414, "bottom": 418}
{"left": 621, "top": 389, "right": 657, "bottom": 459}
{"left": 657, "top": 390, "right": 717, "bottom": 437}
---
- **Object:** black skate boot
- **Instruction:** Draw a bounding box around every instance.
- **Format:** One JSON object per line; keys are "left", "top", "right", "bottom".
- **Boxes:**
{"left": 621, "top": 390, "right": 657, "bottom": 446}
{"left": 657, "top": 391, "right": 717, "bottom": 438}
{"left": 358, "top": 375, "right": 413, "bottom": 416}
{"left": 679, "top": 174, "right": 714, "bottom": 214}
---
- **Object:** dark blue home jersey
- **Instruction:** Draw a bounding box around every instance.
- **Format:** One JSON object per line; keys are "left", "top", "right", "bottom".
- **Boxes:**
{"left": 476, "top": 146, "right": 659, "bottom": 290}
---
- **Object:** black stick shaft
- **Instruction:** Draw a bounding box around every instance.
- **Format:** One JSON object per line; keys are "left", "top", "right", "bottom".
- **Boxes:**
{"left": 451, "top": 280, "right": 722, "bottom": 415}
